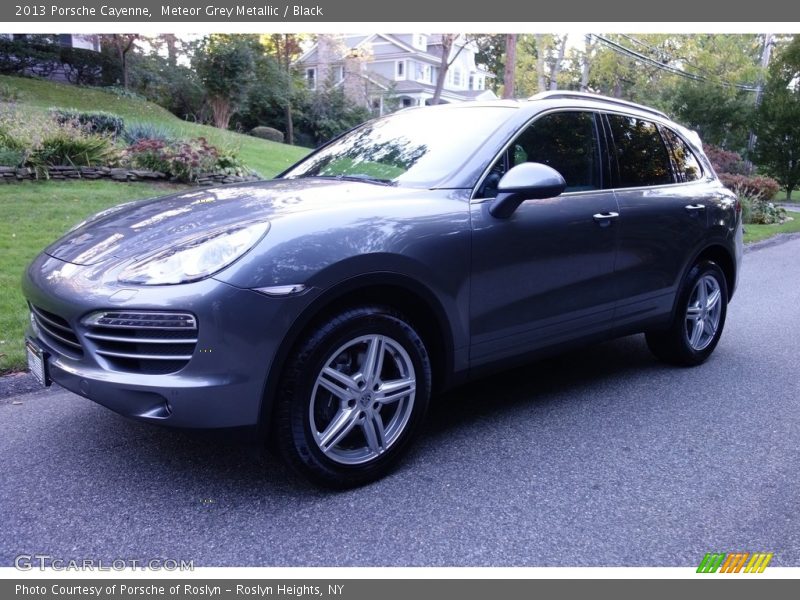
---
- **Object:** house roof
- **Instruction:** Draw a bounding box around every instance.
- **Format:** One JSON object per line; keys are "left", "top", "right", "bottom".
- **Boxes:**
{"left": 392, "top": 80, "right": 498, "bottom": 101}
{"left": 298, "top": 33, "right": 492, "bottom": 74}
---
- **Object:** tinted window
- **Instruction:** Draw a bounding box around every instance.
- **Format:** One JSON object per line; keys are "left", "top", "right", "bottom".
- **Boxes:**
{"left": 512, "top": 112, "right": 601, "bottom": 192}
{"left": 607, "top": 115, "right": 673, "bottom": 188}
{"left": 478, "top": 111, "right": 601, "bottom": 198}
{"left": 661, "top": 127, "right": 703, "bottom": 183}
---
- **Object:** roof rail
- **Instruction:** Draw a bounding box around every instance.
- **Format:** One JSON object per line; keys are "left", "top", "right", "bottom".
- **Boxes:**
{"left": 528, "top": 91, "right": 669, "bottom": 120}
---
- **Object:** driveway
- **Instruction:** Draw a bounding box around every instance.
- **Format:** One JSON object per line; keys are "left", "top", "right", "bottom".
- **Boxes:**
{"left": 2, "top": 238, "right": 799, "bottom": 567}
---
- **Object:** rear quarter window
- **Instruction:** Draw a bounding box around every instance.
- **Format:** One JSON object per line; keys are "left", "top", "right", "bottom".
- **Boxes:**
{"left": 660, "top": 127, "right": 703, "bottom": 183}
{"left": 606, "top": 114, "right": 673, "bottom": 188}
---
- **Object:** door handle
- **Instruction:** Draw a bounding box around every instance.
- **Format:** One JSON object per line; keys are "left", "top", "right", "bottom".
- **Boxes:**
{"left": 593, "top": 212, "right": 619, "bottom": 224}
{"left": 685, "top": 204, "right": 706, "bottom": 212}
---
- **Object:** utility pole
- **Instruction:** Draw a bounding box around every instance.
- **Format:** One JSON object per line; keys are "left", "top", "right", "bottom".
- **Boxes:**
{"left": 747, "top": 33, "right": 774, "bottom": 169}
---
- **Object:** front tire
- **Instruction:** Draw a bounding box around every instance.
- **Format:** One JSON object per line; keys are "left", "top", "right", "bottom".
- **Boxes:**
{"left": 646, "top": 260, "right": 728, "bottom": 366}
{"left": 275, "top": 306, "right": 431, "bottom": 488}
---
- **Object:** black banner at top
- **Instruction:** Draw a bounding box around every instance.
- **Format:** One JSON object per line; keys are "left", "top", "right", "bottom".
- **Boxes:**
{"left": 2, "top": 0, "right": 800, "bottom": 23}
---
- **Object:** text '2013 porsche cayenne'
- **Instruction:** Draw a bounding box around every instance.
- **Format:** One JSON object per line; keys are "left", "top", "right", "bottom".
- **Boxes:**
{"left": 23, "top": 92, "right": 742, "bottom": 487}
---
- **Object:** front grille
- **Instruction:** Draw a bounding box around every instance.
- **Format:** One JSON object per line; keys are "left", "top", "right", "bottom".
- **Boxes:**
{"left": 83, "top": 311, "right": 198, "bottom": 374}
{"left": 30, "top": 304, "right": 83, "bottom": 358}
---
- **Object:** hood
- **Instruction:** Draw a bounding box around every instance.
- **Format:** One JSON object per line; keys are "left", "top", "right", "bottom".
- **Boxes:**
{"left": 45, "top": 178, "right": 415, "bottom": 266}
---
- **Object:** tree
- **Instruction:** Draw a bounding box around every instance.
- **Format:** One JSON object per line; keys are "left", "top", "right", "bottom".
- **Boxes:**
{"left": 548, "top": 35, "right": 568, "bottom": 91}
{"left": 755, "top": 36, "right": 800, "bottom": 199}
{"left": 472, "top": 34, "right": 505, "bottom": 93}
{"left": 100, "top": 34, "right": 139, "bottom": 89}
{"left": 668, "top": 81, "right": 755, "bottom": 151}
{"left": 580, "top": 34, "right": 596, "bottom": 91}
{"left": 432, "top": 34, "right": 468, "bottom": 105}
{"left": 296, "top": 86, "right": 371, "bottom": 146}
{"left": 193, "top": 35, "right": 256, "bottom": 130}
{"left": 502, "top": 34, "right": 517, "bottom": 99}
{"left": 534, "top": 34, "right": 546, "bottom": 93}
{"left": 261, "top": 34, "right": 305, "bottom": 144}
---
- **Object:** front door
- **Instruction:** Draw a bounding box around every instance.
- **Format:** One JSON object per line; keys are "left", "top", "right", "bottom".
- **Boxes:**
{"left": 469, "top": 111, "right": 620, "bottom": 367}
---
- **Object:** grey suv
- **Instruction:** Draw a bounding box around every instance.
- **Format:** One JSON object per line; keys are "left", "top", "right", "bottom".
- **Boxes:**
{"left": 23, "top": 92, "right": 742, "bottom": 487}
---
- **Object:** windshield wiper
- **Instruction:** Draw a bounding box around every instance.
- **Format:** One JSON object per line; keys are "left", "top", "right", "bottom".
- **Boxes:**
{"left": 310, "top": 174, "right": 396, "bottom": 186}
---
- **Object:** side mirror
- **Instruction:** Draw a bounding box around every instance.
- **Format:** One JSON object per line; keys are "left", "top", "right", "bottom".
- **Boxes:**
{"left": 488, "top": 162, "right": 566, "bottom": 219}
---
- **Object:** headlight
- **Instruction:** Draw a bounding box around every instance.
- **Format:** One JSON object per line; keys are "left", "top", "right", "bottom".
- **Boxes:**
{"left": 118, "top": 221, "right": 270, "bottom": 285}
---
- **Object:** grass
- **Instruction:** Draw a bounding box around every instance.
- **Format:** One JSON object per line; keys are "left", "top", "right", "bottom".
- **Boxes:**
{"left": 0, "top": 75, "right": 309, "bottom": 177}
{"left": 0, "top": 180, "right": 187, "bottom": 373}
{"left": 743, "top": 212, "right": 800, "bottom": 244}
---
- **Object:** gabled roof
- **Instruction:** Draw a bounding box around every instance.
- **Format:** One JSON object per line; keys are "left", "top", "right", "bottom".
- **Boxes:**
{"left": 298, "top": 33, "right": 455, "bottom": 66}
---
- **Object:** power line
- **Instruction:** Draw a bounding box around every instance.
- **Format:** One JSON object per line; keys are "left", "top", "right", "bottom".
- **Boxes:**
{"left": 620, "top": 33, "right": 762, "bottom": 86}
{"left": 592, "top": 34, "right": 759, "bottom": 92}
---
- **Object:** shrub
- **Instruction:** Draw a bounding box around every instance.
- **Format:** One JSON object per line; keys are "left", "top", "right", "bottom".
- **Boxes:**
{"left": 0, "top": 83, "right": 21, "bottom": 102}
{"left": 250, "top": 126, "right": 284, "bottom": 143}
{"left": 126, "top": 137, "right": 233, "bottom": 182}
{"left": 165, "top": 138, "right": 220, "bottom": 182}
{"left": 28, "top": 127, "right": 119, "bottom": 174}
{"left": 0, "top": 147, "right": 24, "bottom": 166}
{"left": 704, "top": 145, "right": 747, "bottom": 175}
{"left": 719, "top": 173, "right": 780, "bottom": 201}
{"left": 50, "top": 109, "right": 125, "bottom": 138}
{"left": 0, "top": 36, "right": 60, "bottom": 78}
{"left": 123, "top": 122, "right": 176, "bottom": 145}
{"left": 740, "top": 196, "right": 787, "bottom": 225}
{"left": 125, "top": 139, "right": 170, "bottom": 173}
{"left": 214, "top": 150, "right": 250, "bottom": 177}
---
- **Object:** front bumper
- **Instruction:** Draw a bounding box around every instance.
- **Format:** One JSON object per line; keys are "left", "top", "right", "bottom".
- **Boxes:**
{"left": 22, "top": 253, "right": 302, "bottom": 429}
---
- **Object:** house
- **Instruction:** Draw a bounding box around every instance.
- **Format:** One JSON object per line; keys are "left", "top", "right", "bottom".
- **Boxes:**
{"left": 0, "top": 34, "right": 100, "bottom": 52}
{"left": 297, "top": 34, "right": 497, "bottom": 114}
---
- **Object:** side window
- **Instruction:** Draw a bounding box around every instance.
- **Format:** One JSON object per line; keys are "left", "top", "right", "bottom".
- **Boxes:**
{"left": 606, "top": 114, "right": 673, "bottom": 188}
{"left": 660, "top": 127, "right": 703, "bottom": 183}
{"left": 477, "top": 111, "right": 601, "bottom": 198}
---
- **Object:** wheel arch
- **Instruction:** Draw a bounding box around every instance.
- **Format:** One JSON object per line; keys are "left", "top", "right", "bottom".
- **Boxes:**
{"left": 257, "top": 272, "right": 459, "bottom": 435}
{"left": 694, "top": 244, "right": 736, "bottom": 302}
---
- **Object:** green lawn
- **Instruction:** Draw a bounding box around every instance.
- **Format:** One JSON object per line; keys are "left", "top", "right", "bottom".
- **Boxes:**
{"left": 0, "top": 75, "right": 309, "bottom": 177}
{"left": 0, "top": 180, "right": 187, "bottom": 373}
{"left": 743, "top": 212, "right": 800, "bottom": 243}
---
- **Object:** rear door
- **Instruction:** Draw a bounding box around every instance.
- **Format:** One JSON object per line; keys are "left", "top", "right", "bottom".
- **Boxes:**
{"left": 604, "top": 113, "right": 712, "bottom": 329}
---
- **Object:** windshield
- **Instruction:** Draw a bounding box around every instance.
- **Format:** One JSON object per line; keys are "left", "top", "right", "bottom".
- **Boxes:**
{"left": 282, "top": 106, "right": 516, "bottom": 188}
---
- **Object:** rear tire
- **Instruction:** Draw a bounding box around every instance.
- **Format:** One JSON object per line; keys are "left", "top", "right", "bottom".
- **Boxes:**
{"left": 275, "top": 306, "right": 431, "bottom": 488}
{"left": 646, "top": 260, "right": 728, "bottom": 366}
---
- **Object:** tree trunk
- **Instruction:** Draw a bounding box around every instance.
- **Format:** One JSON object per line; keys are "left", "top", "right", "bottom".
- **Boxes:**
{"left": 284, "top": 102, "right": 294, "bottom": 145}
{"left": 549, "top": 35, "right": 567, "bottom": 90}
{"left": 121, "top": 50, "right": 128, "bottom": 89}
{"left": 535, "top": 34, "right": 546, "bottom": 93}
{"left": 432, "top": 35, "right": 455, "bottom": 105}
{"left": 282, "top": 35, "right": 294, "bottom": 145}
{"left": 502, "top": 34, "right": 517, "bottom": 99}
{"left": 164, "top": 33, "right": 178, "bottom": 69}
{"left": 580, "top": 34, "right": 592, "bottom": 91}
{"left": 209, "top": 96, "right": 232, "bottom": 130}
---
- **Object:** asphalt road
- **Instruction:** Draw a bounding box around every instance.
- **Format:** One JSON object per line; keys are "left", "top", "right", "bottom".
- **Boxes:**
{"left": 2, "top": 238, "right": 799, "bottom": 568}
